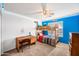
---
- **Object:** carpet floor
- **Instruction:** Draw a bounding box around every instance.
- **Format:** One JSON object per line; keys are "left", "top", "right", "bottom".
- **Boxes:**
{"left": 2, "top": 42, "right": 70, "bottom": 56}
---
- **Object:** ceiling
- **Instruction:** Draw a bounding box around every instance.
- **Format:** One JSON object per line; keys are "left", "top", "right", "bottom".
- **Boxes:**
{"left": 4, "top": 3, "right": 79, "bottom": 21}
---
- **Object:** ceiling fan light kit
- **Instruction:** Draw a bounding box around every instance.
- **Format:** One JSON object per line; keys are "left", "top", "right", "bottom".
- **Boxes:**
{"left": 41, "top": 3, "right": 54, "bottom": 18}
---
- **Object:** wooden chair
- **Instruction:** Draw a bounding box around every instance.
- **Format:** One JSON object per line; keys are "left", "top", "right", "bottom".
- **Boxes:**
{"left": 19, "top": 39, "right": 31, "bottom": 52}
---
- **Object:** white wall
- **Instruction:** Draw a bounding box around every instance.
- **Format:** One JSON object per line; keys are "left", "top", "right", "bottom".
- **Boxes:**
{"left": 0, "top": 3, "right": 1, "bottom": 55}
{"left": 0, "top": 11, "right": 1, "bottom": 55}
{"left": 1, "top": 10, "right": 36, "bottom": 53}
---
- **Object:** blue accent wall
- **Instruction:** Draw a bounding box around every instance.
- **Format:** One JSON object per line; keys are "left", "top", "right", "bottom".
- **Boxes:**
{"left": 42, "top": 14, "right": 79, "bottom": 44}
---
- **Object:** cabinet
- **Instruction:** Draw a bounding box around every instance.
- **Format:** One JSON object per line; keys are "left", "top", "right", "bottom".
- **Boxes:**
{"left": 70, "top": 33, "right": 79, "bottom": 56}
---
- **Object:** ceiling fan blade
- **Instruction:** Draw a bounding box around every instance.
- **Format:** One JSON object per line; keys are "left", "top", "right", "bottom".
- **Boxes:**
{"left": 50, "top": 13, "right": 54, "bottom": 15}
{"left": 26, "top": 11, "right": 42, "bottom": 15}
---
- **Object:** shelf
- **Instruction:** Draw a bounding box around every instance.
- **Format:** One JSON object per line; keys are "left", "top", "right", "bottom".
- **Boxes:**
{"left": 36, "top": 26, "right": 51, "bottom": 30}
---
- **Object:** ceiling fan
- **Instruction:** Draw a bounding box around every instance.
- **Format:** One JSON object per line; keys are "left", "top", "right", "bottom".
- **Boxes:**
{"left": 41, "top": 3, "right": 54, "bottom": 17}
{"left": 28, "top": 3, "right": 54, "bottom": 17}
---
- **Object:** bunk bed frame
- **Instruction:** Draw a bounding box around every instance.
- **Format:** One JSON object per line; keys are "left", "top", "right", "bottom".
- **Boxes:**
{"left": 36, "top": 25, "right": 59, "bottom": 47}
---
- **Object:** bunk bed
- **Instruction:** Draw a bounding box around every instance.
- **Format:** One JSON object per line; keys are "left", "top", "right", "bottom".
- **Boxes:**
{"left": 36, "top": 25, "right": 59, "bottom": 47}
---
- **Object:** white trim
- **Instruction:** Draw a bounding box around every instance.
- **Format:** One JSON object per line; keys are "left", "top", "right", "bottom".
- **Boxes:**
{"left": 4, "top": 10, "right": 37, "bottom": 22}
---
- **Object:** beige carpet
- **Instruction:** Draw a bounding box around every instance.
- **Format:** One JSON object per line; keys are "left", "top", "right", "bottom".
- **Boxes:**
{"left": 3, "top": 42, "right": 70, "bottom": 56}
{"left": 48, "top": 42, "right": 70, "bottom": 56}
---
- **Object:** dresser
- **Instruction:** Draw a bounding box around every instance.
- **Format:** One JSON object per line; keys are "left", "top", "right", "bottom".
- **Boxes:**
{"left": 70, "top": 33, "right": 79, "bottom": 56}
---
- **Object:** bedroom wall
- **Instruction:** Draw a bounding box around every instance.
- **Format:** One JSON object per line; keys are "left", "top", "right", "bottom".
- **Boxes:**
{"left": 1, "top": 10, "right": 36, "bottom": 53}
{"left": 42, "top": 13, "right": 79, "bottom": 44}
{"left": 0, "top": 3, "right": 1, "bottom": 55}
{"left": 0, "top": 11, "right": 1, "bottom": 55}
{"left": 57, "top": 14, "right": 79, "bottom": 44}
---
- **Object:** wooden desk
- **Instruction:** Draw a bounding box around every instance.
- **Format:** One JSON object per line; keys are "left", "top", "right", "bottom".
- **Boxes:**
{"left": 16, "top": 36, "right": 31, "bottom": 52}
